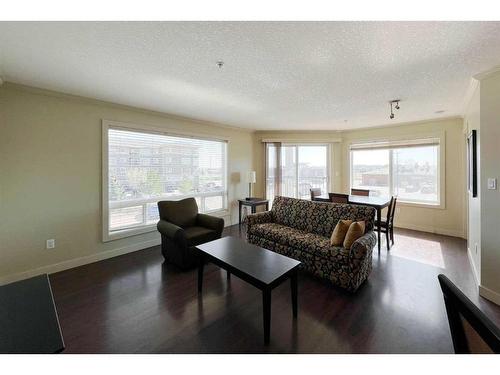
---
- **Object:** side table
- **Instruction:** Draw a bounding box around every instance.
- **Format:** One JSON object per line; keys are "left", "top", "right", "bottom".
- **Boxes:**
{"left": 238, "top": 198, "right": 269, "bottom": 227}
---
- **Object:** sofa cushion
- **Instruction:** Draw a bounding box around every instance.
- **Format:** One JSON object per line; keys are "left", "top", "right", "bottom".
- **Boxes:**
{"left": 330, "top": 219, "right": 353, "bottom": 246}
{"left": 343, "top": 221, "right": 366, "bottom": 250}
{"left": 250, "top": 223, "right": 350, "bottom": 264}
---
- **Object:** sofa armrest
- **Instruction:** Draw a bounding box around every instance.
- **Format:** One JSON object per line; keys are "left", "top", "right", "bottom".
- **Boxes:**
{"left": 349, "top": 230, "right": 377, "bottom": 262}
{"left": 197, "top": 213, "right": 224, "bottom": 234}
{"left": 157, "top": 220, "right": 185, "bottom": 242}
{"left": 245, "top": 211, "right": 273, "bottom": 228}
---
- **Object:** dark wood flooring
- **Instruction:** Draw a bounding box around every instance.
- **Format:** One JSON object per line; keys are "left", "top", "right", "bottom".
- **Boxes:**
{"left": 49, "top": 225, "right": 500, "bottom": 353}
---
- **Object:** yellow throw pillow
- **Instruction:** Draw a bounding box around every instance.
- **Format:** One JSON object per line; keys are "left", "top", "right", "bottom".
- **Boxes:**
{"left": 330, "top": 219, "right": 353, "bottom": 246}
{"left": 343, "top": 221, "right": 366, "bottom": 250}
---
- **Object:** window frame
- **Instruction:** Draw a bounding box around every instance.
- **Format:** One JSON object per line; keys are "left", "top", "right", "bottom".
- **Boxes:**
{"left": 348, "top": 132, "right": 446, "bottom": 209}
{"left": 102, "top": 120, "right": 229, "bottom": 242}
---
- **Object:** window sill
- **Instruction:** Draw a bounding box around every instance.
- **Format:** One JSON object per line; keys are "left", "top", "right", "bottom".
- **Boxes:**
{"left": 397, "top": 201, "right": 445, "bottom": 210}
{"left": 103, "top": 209, "right": 231, "bottom": 242}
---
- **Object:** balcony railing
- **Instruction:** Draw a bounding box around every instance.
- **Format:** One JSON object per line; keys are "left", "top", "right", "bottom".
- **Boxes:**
{"left": 266, "top": 176, "right": 328, "bottom": 200}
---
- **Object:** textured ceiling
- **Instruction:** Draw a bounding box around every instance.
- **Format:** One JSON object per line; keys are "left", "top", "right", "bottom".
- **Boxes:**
{"left": 1, "top": 21, "right": 500, "bottom": 130}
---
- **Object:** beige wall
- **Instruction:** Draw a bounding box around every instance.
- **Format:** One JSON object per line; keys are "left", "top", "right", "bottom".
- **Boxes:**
{"left": 254, "top": 118, "right": 466, "bottom": 238}
{"left": 0, "top": 84, "right": 254, "bottom": 284}
{"left": 461, "top": 69, "right": 500, "bottom": 306}
{"left": 478, "top": 70, "right": 500, "bottom": 304}
{"left": 464, "top": 82, "right": 481, "bottom": 283}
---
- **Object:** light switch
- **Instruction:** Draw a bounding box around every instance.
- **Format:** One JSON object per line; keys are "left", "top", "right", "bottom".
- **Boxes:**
{"left": 487, "top": 178, "right": 497, "bottom": 190}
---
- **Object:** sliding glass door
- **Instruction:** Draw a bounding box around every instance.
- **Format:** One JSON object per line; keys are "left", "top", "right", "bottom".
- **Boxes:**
{"left": 266, "top": 143, "right": 329, "bottom": 203}
{"left": 297, "top": 145, "right": 328, "bottom": 199}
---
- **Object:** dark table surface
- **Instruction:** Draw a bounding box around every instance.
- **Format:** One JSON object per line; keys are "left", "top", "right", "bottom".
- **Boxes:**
{"left": 315, "top": 194, "right": 391, "bottom": 208}
{"left": 238, "top": 198, "right": 269, "bottom": 205}
{"left": 0, "top": 274, "right": 65, "bottom": 353}
{"left": 347, "top": 194, "right": 391, "bottom": 208}
{"left": 197, "top": 236, "right": 300, "bottom": 285}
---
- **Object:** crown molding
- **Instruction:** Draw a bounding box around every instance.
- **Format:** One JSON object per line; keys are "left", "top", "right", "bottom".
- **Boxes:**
{"left": 461, "top": 77, "right": 480, "bottom": 117}
{"left": 1, "top": 81, "right": 256, "bottom": 134}
{"left": 473, "top": 65, "right": 500, "bottom": 81}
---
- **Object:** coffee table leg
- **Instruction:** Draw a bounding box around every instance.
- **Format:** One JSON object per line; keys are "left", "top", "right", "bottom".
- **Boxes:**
{"left": 198, "top": 258, "right": 204, "bottom": 293}
{"left": 291, "top": 270, "right": 298, "bottom": 318}
{"left": 377, "top": 208, "right": 381, "bottom": 254}
{"left": 262, "top": 289, "right": 271, "bottom": 344}
{"left": 227, "top": 270, "right": 231, "bottom": 280}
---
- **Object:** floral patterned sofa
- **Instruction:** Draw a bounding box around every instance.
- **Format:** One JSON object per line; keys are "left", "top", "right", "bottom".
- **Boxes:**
{"left": 246, "top": 196, "right": 377, "bottom": 292}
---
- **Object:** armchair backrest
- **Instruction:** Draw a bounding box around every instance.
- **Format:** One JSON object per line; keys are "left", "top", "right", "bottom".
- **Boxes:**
{"left": 158, "top": 198, "right": 199, "bottom": 228}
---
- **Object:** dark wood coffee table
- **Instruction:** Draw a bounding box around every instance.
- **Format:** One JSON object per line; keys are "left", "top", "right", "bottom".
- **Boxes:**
{"left": 196, "top": 236, "right": 301, "bottom": 344}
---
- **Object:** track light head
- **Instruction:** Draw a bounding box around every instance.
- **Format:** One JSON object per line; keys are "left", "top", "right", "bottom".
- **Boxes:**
{"left": 389, "top": 99, "right": 401, "bottom": 119}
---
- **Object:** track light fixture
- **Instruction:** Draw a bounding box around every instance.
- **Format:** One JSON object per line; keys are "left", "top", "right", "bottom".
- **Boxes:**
{"left": 389, "top": 100, "right": 401, "bottom": 120}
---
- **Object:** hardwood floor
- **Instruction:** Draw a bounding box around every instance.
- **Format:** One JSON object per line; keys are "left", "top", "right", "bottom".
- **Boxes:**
{"left": 49, "top": 225, "right": 500, "bottom": 353}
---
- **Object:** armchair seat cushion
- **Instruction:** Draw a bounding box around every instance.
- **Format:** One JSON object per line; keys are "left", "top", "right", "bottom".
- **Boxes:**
{"left": 184, "top": 226, "right": 219, "bottom": 247}
{"left": 251, "top": 223, "right": 349, "bottom": 264}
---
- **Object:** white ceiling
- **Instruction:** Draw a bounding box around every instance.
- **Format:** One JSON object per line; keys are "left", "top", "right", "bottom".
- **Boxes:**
{"left": 1, "top": 22, "right": 500, "bottom": 130}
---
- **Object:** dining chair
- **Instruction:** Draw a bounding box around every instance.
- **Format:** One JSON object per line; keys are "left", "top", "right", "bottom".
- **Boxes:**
{"left": 328, "top": 193, "right": 349, "bottom": 203}
{"left": 438, "top": 274, "right": 500, "bottom": 353}
{"left": 310, "top": 188, "right": 322, "bottom": 201}
{"left": 375, "top": 196, "right": 397, "bottom": 250}
{"left": 351, "top": 188, "right": 370, "bottom": 196}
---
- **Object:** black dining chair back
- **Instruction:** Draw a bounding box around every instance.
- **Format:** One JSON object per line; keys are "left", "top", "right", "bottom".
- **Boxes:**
{"left": 329, "top": 193, "right": 349, "bottom": 203}
{"left": 310, "top": 188, "right": 322, "bottom": 201}
{"left": 389, "top": 196, "right": 397, "bottom": 230}
{"left": 351, "top": 188, "right": 370, "bottom": 196}
{"left": 375, "top": 196, "right": 397, "bottom": 250}
{"left": 438, "top": 274, "right": 500, "bottom": 353}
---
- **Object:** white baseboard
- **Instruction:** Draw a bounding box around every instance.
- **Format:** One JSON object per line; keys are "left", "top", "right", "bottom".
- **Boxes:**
{"left": 479, "top": 285, "right": 500, "bottom": 306}
{"left": 466, "top": 247, "right": 480, "bottom": 286}
{"left": 0, "top": 238, "right": 161, "bottom": 286}
{"left": 395, "top": 222, "right": 466, "bottom": 239}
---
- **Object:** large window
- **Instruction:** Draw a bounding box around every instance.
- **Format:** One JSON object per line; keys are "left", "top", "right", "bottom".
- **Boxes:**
{"left": 103, "top": 123, "right": 227, "bottom": 240}
{"left": 350, "top": 139, "right": 440, "bottom": 205}
{"left": 266, "top": 143, "right": 329, "bottom": 203}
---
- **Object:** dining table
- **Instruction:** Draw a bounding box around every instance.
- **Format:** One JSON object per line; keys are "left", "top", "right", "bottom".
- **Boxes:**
{"left": 314, "top": 194, "right": 392, "bottom": 252}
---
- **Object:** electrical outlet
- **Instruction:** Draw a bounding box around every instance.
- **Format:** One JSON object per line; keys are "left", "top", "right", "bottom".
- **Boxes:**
{"left": 46, "top": 239, "right": 55, "bottom": 249}
{"left": 475, "top": 243, "right": 478, "bottom": 254}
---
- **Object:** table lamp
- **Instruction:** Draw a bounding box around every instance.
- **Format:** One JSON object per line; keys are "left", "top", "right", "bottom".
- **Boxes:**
{"left": 247, "top": 171, "right": 256, "bottom": 199}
